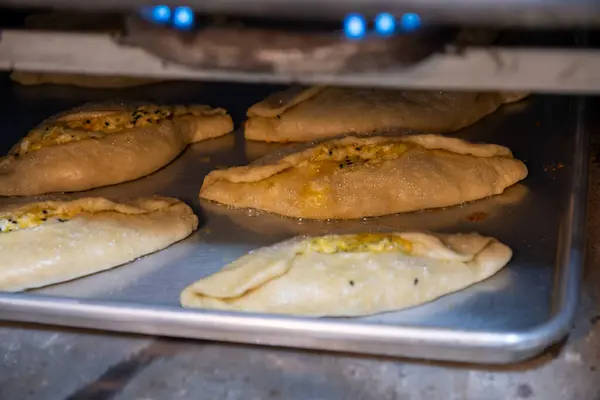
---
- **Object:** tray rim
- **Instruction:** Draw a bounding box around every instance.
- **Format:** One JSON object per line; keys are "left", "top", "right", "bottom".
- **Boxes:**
{"left": 0, "top": 97, "right": 589, "bottom": 364}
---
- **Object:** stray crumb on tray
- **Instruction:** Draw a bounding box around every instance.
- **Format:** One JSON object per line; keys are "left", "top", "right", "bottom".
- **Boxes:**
{"left": 543, "top": 163, "right": 565, "bottom": 172}
{"left": 467, "top": 212, "right": 488, "bottom": 222}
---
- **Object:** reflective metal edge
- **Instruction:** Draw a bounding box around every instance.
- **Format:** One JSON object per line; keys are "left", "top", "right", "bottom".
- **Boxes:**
{"left": 0, "top": 30, "right": 600, "bottom": 93}
{"left": 0, "top": 0, "right": 599, "bottom": 28}
{"left": 0, "top": 99, "right": 588, "bottom": 365}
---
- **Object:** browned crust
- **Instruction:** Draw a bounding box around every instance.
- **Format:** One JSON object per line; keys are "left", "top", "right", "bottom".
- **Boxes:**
{"left": 0, "top": 103, "right": 233, "bottom": 196}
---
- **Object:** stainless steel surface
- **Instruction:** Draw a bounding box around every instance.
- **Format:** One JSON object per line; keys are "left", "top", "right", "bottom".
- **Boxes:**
{"left": 2, "top": 31, "right": 600, "bottom": 93}
{"left": 0, "top": 101, "right": 599, "bottom": 400}
{"left": 1, "top": 0, "right": 599, "bottom": 28}
{"left": 0, "top": 77, "right": 588, "bottom": 364}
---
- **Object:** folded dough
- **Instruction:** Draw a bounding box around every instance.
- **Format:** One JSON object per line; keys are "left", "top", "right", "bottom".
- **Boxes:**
{"left": 0, "top": 102, "right": 233, "bottom": 196}
{"left": 200, "top": 134, "right": 528, "bottom": 219}
{"left": 181, "top": 232, "right": 512, "bottom": 317}
{"left": 0, "top": 196, "right": 198, "bottom": 292}
{"left": 245, "top": 86, "right": 528, "bottom": 142}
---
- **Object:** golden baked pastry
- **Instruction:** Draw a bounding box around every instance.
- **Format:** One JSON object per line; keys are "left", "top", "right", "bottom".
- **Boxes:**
{"left": 199, "top": 134, "right": 528, "bottom": 219}
{"left": 245, "top": 86, "right": 528, "bottom": 142}
{"left": 181, "top": 232, "right": 512, "bottom": 317}
{"left": 0, "top": 102, "right": 234, "bottom": 196}
{"left": 0, "top": 196, "right": 198, "bottom": 292}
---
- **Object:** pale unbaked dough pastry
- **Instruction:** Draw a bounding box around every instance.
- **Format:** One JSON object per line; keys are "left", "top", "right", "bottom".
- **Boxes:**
{"left": 245, "top": 86, "right": 528, "bottom": 142}
{"left": 199, "top": 134, "right": 528, "bottom": 219}
{"left": 0, "top": 102, "right": 234, "bottom": 196}
{"left": 0, "top": 196, "right": 198, "bottom": 292}
{"left": 181, "top": 232, "right": 512, "bottom": 317}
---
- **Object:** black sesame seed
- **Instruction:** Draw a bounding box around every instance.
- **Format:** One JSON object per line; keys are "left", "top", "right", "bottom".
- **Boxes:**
{"left": 349, "top": 280, "right": 355, "bottom": 286}
{"left": 328, "top": 150, "right": 333, "bottom": 156}
{"left": 42, "top": 210, "right": 48, "bottom": 214}
{"left": 339, "top": 164, "right": 344, "bottom": 168}
{"left": 58, "top": 218, "right": 67, "bottom": 222}
{"left": 105, "top": 122, "right": 110, "bottom": 127}
{"left": 86, "top": 120, "right": 91, "bottom": 124}
{"left": 355, "top": 147, "right": 361, "bottom": 151}
{"left": 41, "top": 218, "right": 47, "bottom": 221}
{"left": 414, "top": 278, "right": 419, "bottom": 286}
{"left": 8, "top": 219, "right": 16, "bottom": 224}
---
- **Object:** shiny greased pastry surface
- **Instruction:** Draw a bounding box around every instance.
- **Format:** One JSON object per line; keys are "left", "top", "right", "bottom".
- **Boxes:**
{"left": 0, "top": 102, "right": 233, "bottom": 196}
{"left": 181, "top": 232, "right": 512, "bottom": 317}
{"left": 245, "top": 86, "right": 528, "bottom": 142}
{"left": 200, "top": 134, "right": 528, "bottom": 219}
{"left": 0, "top": 196, "right": 198, "bottom": 292}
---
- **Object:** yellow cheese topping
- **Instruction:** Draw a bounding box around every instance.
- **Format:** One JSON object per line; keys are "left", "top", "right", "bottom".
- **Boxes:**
{"left": 301, "top": 181, "right": 330, "bottom": 208}
{"left": 311, "top": 142, "right": 409, "bottom": 170}
{"left": 296, "top": 142, "right": 408, "bottom": 208}
{"left": 20, "top": 105, "right": 207, "bottom": 154}
{"left": 0, "top": 206, "right": 80, "bottom": 233}
{"left": 308, "top": 233, "right": 412, "bottom": 254}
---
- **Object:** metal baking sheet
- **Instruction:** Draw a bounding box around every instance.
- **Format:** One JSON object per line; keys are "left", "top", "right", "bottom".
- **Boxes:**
{"left": 0, "top": 76, "right": 588, "bottom": 364}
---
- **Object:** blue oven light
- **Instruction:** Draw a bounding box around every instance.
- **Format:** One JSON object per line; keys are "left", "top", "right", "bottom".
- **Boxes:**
{"left": 151, "top": 5, "right": 171, "bottom": 24}
{"left": 374, "top": 13, "right": 396, "bottom": 36}
{"left": 344, "top": 13, "right": 366, "bottom": 40}
{"left": 173, "top": 6, "right": 194, "bottom": 29}
{"left": 401, "top": 13, "right": 421, "bottom": 31}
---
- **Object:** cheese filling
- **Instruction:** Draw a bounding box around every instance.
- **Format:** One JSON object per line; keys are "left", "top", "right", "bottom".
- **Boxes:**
{"left": 295, "top": 142, "right": 409, "bottom": 207}
{"left": 307, "top": 233, "right": 412, "bottom": 254}
{"left": 311, "top": 142, "right": 409, "bottom": 169}
{"left": 301, "top": 181, "right": 330, "bottom": 208}
{"left": 20, "top": 105, "right": 207, "bottom": 154}
{"left": 0, "top": 207, "right": 79, "bottom": 233}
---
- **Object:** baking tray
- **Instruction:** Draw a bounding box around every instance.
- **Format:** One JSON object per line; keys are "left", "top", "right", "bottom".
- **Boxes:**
{"left": 0, "top": 77, "right": 588, "bottom": 364}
